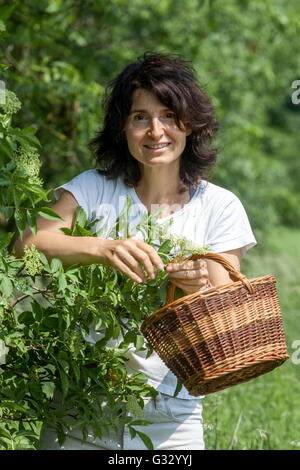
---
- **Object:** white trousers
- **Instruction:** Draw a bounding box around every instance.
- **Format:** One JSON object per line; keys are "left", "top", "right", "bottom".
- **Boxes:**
{"left": 40, "top": 392, "right": 204, "bottom": 450}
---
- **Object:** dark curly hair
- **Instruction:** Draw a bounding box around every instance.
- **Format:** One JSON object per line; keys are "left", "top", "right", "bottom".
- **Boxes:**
{"left": 89, "top": 52, "right": 219, "bottom": 188}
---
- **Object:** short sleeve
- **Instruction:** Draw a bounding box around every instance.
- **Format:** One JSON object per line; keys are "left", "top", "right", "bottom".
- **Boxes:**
{"left": 53, "top": 170, "right": 103, "bottom": 222}
{"left": 206, "top": 194, "right": 257, "bottom": 256}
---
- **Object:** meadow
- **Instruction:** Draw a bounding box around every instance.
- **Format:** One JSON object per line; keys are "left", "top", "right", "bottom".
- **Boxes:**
{"left": 202, "top": 227, "right": 300, "bottom": 450}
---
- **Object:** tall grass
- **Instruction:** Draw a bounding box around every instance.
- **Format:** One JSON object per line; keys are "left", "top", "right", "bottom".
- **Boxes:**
{"left": 202, "top": 227, "right": 300, "bottom": 450}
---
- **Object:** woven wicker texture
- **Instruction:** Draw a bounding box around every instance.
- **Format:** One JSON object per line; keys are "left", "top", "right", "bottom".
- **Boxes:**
{"left": 141, "top": 253, "right": 289, "bottom": 396}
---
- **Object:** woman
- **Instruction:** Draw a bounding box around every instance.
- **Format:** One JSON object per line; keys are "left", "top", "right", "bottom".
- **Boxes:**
{"left": 15, "top": 52, "right": 256, "bottom": 450}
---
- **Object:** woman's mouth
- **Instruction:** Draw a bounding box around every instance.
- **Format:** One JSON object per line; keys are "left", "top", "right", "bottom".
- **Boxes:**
{"left": 144, "top": 143, "right": 170, "bottom": 150}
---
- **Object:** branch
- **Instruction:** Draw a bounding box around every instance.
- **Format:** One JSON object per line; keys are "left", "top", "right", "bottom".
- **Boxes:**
{"left": 1, "top": 415, "right": 40, "bottom": 423}
{"left": 11, "top": 287, "right": 52, "bottom": 308}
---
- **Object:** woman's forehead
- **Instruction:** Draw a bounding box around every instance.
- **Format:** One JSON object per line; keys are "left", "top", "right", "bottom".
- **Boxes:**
{"left": 130, "top": 88, "right": 169, "bottom": 111}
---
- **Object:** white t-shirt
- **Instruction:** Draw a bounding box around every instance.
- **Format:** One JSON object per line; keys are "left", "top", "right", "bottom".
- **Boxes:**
{"left": 54, "top": 169, "right": 257, "bottom": 399}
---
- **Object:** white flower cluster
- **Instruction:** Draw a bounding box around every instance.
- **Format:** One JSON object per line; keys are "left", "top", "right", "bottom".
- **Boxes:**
{"left": 0, "top": 90, "right": 21, "bottom": 115}
{"left": 14, "top": 143, "right": 43, "bottom": 186}
{"left": 23, "top": 244, "right": 44, "bottom": 276}
{"left": 163, "top": 233, "right": 210, "bottom": 255}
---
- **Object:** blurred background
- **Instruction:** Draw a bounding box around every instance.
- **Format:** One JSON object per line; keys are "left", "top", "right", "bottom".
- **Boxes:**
{"left": 1, "top": 0, "right": 300, "bottom": 449}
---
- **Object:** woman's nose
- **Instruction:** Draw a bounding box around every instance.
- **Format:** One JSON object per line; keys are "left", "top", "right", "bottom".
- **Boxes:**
{"left": 148, "top": 117, "right": 164, "bottom": 138}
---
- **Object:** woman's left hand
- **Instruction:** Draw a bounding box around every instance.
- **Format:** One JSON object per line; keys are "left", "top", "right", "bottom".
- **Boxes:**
{"left": 165, "top": 258, "right": 209, "bottom": 295}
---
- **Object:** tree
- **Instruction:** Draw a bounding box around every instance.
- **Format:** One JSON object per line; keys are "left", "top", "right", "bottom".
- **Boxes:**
{"left": 1, "top": 0, "right": 300, "bottom": 449}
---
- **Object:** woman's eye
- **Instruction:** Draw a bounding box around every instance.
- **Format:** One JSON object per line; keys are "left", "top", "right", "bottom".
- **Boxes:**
{"left": 165, "top": 112, "right": 175, "bottom": 119}
{"left": 133, "top": 114, "right": 145, "bottom": 121}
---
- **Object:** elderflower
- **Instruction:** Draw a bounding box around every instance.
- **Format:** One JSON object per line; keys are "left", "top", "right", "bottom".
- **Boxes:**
{"left": 23, "top": 244, "right": 44, "bottom": 276}
{"left": 13, "top": 143, "right": 43, "bottom": 186}
{"left": 68, "top": 330, "right": 83, "bottom": 359}
{"left": 163, "top": 233, "right": 210, "bottom": 256}
{"left": 0, "top": 90, "right": 21, "bottom": 115}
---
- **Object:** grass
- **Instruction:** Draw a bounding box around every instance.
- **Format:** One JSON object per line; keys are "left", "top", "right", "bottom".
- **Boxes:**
{"left": 202, "top": 226, "right": 300, "bottom": 450}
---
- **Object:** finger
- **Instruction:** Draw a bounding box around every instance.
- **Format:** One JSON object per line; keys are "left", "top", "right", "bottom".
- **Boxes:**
{"left": 170, "top": 278, "right": 207, "bottom": 292}
{"left": 168, "top": 268, "right": 208, "bottom": 280}
{"left": 112, "top": 257, "right": 146, "bottom": 283}
{"left": 166, "top": 259, "right": 207, "bottom": 272}
{"left": 170, "top": 278, "right": 206, "bottom": 287}
{"left": 117, "top": 244, "right": 158, "bottom": 281}
{"left": 134, "top": 238, "right": 165, "bottom": 271}
{"left": 109, "top": 245, "right": 148, "bottom": 282}
{"left": 131, "top": 246, "right": 159, "bottom": 280}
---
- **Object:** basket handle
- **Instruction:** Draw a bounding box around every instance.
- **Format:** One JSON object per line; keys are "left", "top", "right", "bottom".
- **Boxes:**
{"left": 166, "top": 252, "right": 254, "bottom": 304}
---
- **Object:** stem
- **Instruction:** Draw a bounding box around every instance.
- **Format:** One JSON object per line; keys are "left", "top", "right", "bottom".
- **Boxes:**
{"left": 228, "top": 411, "right": 243, "bottom": 450}
{"left": 11, "top": 287, "right": 52, "bottom": 308}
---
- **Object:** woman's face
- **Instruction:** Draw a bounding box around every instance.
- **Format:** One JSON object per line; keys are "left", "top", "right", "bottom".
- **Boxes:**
{"left": 124, "top": 88, "right": 190, "bottom": 170}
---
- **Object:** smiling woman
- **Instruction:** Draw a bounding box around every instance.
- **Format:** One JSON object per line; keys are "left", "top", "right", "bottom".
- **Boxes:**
{"left": 125, "top": 88, "right": 190, "bottom": 172}
{"left": 15, "top": 52, "right": 257, "bottom": 450}
{"left": 90, "top": 52, "right": 218, "bottom": 190}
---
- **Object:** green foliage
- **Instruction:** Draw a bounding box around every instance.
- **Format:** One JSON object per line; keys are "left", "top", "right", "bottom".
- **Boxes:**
{"left": 0, "top": 188, "right": 196, "bottom": 449}
{"left": 1, "top": 0, "right": 300, "bottom": 233}
{"left": 1, "top": 0, "right": 300, "bottom": 450}
{"left": 0, "top": 58, "right": 208, "bottom": 448}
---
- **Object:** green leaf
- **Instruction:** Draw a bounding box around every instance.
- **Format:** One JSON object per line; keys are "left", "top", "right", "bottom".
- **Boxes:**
{"left": 14, "top": 208, "right": 27, "bottom": 238}
{"left": 135, "top": 430, "right": 154, "bottom": 450}
{"left": 74, "top": 206, "right": 87, "bottom": 228}
{"left": 58, "top": 360, "right": 69, "bottom": 400}
{"left": 58, "top": 271, "right": 67, "bottom": 292}
{"left": 55, "top": 422, "right": 66, "bottom": 447}
{"left": 70, "top": 359, "right": 80, "bottom": 384}
{"left": 21, "top": 183, "right": 48, "bottom": 200}
{"left": 37, "top": 206, "right": 63, "bottom": 221}
{"left": 50, "top": 258, "right": 63, "bottom": 273}
{"left": 13, "top": 128, "right": 41, "bottom": 147}
{"left": 0, "top": 2, "right": 17, "bottom": 21}
{"left": 73, "top": 223, "right": 93, "bottom": 237}
{"left": 38, "top": 251, "right": 49, "bottom": 266}
{"left": 134, "top": 334, "right": 144, "bottom": 351}
{"left": 0, "top": 206, "right": 13, "bottom": 220}
{"left": 0, "top": 172, "right": 11, "bottom": 185}
{"left": 13, "top": 277, "right": 33, "bottom": 295}
{"left": 158, "top": 239, "right": 173, "bottom": 254}
{"left": 26, "top": 209, "right": 37, "bottom": 236}
{"left": 126, "top": 395, "right": 144, "bottom": 418}
{"left": 157, "top": 279, "right": 169, "bottom": 304}
{"left": 122, "top": 331, "right": 136, "bottom": 346}
{"left": 41, "top": 381, "right": 55, "bottom": 399}
{"left": 28, "top": 381, "right": 43, "bottom": 401}
{"left": 173, "top": 379, "right": 183, "bottom": 398}
{"left": 0, "top": 140, "right": 13, "bottom": 158}
{"left": 21, "top": 125, "right": 38, "bottom": 136}
{"left": 59, "top": 227, "right": 72, "bottom": 235}
{"left": 0, "top": 231, "right": 14, "bottom": 250}
{"left": 0, "top": 276, "right": 13, "bottom": 297}
{"left": 20, "top": 126, "right": 41, "bottom": 146}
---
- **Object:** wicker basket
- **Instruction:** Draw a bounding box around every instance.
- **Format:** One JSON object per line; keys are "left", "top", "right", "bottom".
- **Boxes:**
{"left": 141, "top": 253, "right": 289, "bottom": 396}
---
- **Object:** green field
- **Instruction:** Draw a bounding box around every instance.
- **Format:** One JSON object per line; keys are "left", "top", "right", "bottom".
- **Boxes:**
{"left": 202, "top": 227, "right": 300, "bottom": 450}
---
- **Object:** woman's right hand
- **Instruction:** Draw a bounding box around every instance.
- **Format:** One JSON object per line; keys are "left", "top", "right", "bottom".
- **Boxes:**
{"left": 101, "top": 236, "right": 165, "bottom": 284}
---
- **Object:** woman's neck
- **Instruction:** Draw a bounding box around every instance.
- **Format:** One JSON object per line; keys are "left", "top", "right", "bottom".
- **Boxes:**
{"left": 136, "top": 164, "right": 186, "bottom": 200}
{"left": 134, "top": 165, "right": 190, "bottom": 216}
